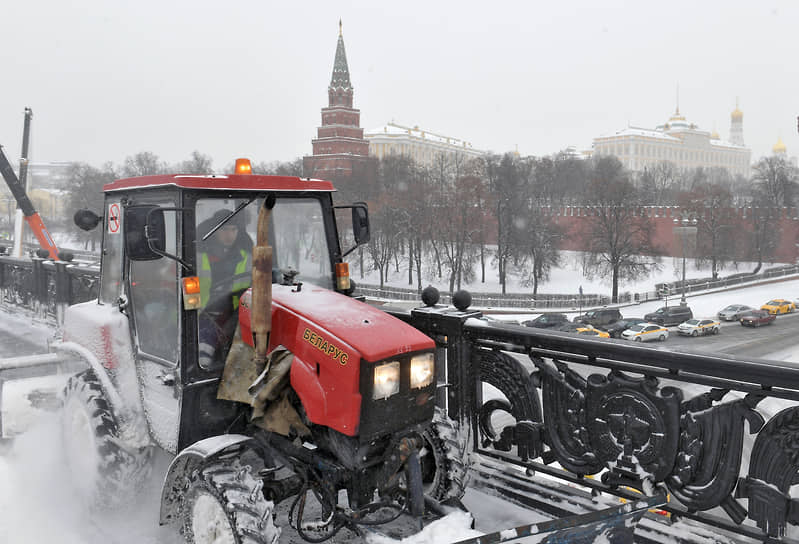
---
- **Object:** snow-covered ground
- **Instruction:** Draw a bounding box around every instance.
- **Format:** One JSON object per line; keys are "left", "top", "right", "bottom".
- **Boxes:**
{"left": 1, "top": 272, "right": 799, "bottom": 543}
{"left": 354, "top": 249, "right": 782, "bottom": 297}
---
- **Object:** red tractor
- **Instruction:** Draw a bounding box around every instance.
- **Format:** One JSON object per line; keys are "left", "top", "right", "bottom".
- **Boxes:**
{"left": 60, "top": 160, "right": 467, "bottom": 543}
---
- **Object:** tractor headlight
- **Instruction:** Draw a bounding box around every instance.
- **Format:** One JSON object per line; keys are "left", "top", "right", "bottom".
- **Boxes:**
{"left": 373, "top": 361, "right": 400, "bottom": 400}
{"left": 410, "top": 352, "right": 435, "bottom": 389}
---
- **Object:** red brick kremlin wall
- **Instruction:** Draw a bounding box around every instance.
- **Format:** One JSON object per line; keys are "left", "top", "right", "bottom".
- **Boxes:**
{"left": 547, "top": 206, "right": 799, "bottom": 263}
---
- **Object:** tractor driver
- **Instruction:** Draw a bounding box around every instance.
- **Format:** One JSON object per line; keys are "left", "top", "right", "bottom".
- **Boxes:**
{"left": 197, "top": 209, "right": 254, "bottom": 369}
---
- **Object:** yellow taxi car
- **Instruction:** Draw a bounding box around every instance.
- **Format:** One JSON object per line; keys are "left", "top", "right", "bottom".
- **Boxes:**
{"left": 761, "top": 299, "right": 796, "bottom": 315}
{"left": 576, "top": 326, "right": 610, "bottom": 338}
{"left": 620, "top": 323, "right": 669, "bottom": 342}
{"left": 677, "top": 318, "right": 721, "bottom": 337}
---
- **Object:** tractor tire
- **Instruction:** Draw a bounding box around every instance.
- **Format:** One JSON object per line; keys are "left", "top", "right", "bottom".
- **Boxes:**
{"left": 420, "top": 406, "right": 470, "bottom": 501}
{"left": 61, "top": 369, "right": 152, "bottom": 508}
{"left": 182, "top": 459, "right": 279, "bottom": 544}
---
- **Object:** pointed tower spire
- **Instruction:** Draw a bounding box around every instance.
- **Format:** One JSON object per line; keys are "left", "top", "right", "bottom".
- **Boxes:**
{"left": 304, "top": 21, "right": 376, "bottom": 184}
{"left": 329, "top": 21, "right": 352, "bottom": 92}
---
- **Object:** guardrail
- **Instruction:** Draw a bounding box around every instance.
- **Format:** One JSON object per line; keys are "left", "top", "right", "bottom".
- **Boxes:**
{"left": 0, "top": 255, "right": 99, "bottom": 325}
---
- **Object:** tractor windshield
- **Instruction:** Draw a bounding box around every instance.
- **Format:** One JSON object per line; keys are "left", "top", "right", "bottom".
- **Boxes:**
{"left": 195, "top": 196, "right": 334, "bottom": 292}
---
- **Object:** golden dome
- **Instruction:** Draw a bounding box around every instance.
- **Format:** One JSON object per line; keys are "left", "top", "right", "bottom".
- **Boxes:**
{"left": 731, "top": 98, "right": 743, "bottom": 120}
{"left": 773, "top": 137, "right": 787, "bottom": 154}
{"left": 669, "top": 107, "right": 686, "bottom": 122}
{"left": 711, "top": 129, "right": 720, "bottom": 139}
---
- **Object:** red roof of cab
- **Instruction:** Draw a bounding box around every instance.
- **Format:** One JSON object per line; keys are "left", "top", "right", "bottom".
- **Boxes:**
{"left": 103, "top": 174, "right": 335, "bottom": 193}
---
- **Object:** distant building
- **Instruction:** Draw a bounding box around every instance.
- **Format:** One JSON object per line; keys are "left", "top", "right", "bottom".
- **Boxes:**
{"left": 303, "top": 22, "right": 376, "bottom": 182}
{"left": 364, "top": 122, "right": 485, "bottom": 165}
{"left": 0, "top": 161, "right": 71, "bottom": 228}
{"left": 772, "top": 136, "right": 798, "bottom": 167}
{"left": 592, "top": 103, "right": 751, "bottom": 178}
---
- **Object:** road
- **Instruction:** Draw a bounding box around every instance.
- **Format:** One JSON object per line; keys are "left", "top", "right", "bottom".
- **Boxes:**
{"left": 621, "top": 310, "right": 799, "bottom": 359}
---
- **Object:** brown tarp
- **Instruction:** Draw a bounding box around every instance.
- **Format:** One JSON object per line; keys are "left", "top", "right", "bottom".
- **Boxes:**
{"left": 217, "top": 326, "right": 310, "bottom": 437}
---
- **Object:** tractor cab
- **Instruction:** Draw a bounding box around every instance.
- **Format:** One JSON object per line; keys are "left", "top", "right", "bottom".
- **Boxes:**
{"left": 72, "top": 164, "right": 370, "bottom": 452}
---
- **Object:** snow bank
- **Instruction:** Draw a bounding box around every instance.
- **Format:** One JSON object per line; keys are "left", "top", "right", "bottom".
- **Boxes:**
{"left": 365, "top": 511, "right": 483, "bottom": 543}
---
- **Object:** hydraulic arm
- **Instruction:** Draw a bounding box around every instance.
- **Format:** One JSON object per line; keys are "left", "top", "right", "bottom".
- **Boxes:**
{"left": 0, "top": 144, "right": 59, "bottom": 259}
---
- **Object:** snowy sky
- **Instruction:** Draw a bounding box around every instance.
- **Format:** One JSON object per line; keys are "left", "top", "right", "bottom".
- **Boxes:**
{"left": 1, "top": 0, "right": 797, "bottom": 170}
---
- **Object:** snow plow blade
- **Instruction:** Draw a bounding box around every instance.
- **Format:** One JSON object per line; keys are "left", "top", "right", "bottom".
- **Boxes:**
{"left": 0, "top": 352, "right": 86, "bottom": 440}
{"left": 451, "top": 492, "right": 666, "bottom": 544}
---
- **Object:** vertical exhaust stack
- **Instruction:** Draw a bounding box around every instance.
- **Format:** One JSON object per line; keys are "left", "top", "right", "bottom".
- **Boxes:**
{"left": 250, "top": 194, "right": 276, "bottom": 373}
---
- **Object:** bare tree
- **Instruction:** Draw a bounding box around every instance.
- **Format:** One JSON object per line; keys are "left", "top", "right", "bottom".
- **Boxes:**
{"left": 518, "top": 208, "right": 563, "bottom": 295}
{"left": 65, "top": 162, "right": 117, "bottom": 250}
{"left": 122, "top": 151, "right": 167, "bottom": 177}
{"left": 638, "top": 161, "right": 679, "bottom": 205}
{"left": 174, "top": 151, "right": 214, "bottom": 174}
{"left": 679, "top": 183, "right": 736, "bottom": 279}
{"left": 364, "top": 199, "right": 403, "bottom": 288}
{"left": 752, "top": 155, "right": 798, "bottom": 208}
{"left": 436, "top": 176, "right": 483, "bottom": 292}
{"left": 581, "top": 157, "right": 660, "bottom": 302}
{"left": 747, "top": 203, "right": 780, "bottom": 274}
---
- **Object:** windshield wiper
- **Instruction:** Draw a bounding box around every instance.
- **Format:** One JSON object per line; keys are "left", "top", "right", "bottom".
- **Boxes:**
{"left": 201, "top": 196, "right": 257, "bottom": 241}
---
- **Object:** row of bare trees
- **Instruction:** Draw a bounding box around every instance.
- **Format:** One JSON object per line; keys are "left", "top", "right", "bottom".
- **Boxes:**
{"left": 55, "top": 148, "right": 799, "bottom": 300}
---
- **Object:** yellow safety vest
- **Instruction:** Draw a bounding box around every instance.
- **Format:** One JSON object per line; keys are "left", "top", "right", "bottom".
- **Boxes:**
{"left": 199, "top": 249, "right": 250, "bottom": 310}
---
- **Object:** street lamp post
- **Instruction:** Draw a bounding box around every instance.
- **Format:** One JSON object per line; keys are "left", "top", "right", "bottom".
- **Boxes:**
{"left": 673, "top": 215, "right": 698, "bottom": 306}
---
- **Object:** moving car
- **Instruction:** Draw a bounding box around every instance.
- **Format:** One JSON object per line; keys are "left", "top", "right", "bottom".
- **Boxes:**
{"left": 573, "top": 308, "right": 622, "bottom": 328}
{"left": 740, "top": 310, "right": 776, "bottom": 327}
{"left": 760, "top": 299, "right": 796, "bottom": 315}
{"left": 643, "top": 305, "right": 693, "bottom": 326}
{"left": 621, "top": 323, "right": 669, "bottom": 342}
{"left": 524, "top": 313, "right": 570, "bottom": 329}
{"left": 677, "top": 319, "right": 721, "bottom": 337}
{"left": 717, "top": 304, "right": 753, "bottom": 321}
{"left": 604, "top": 317, "right": 647, "bottom": 338}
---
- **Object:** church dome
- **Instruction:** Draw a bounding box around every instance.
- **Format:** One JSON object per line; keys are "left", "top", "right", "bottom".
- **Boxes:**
{"left": 731, "top": 107, "right": 743, "bottom": 120}
{"left": 773, "top": 137, "right": 787, "bottom": 154}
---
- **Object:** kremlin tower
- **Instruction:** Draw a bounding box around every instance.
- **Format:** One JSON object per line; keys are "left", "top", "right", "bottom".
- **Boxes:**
{"left": 303, "top": 21, "right": 376, "bottom": 194}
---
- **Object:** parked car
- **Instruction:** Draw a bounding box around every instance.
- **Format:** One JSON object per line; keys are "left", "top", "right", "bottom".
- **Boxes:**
{"left": 576, "top": 326, "right": 610, "bottom": 338}
{"left": 760, "top": 299, "right": 796, "bottom": 315}
{"left": 604, "top": 318, "right": 647, "bottom": 338}
{"left": 717, "top": 304, "right": 754, "bottom": 321}
{"left": 621, "top": 323, "right": 669, "bottom": 342}
{"left": 523, "top": 313, "right": 570, "bottom": 329}
{"left": 677, "top": 318, "right": 721, "bottom": 337}
{"left": 573, "top": 308, "right": 622, "bottom": 328}
{"left": 739, "top": 310, "right": 776, "bottom": 327}
{"left": 556, "top": 323, "right": 610, "bottom": 338}
{"left": 643, "top": 305, "right": 693, "bottom": 326}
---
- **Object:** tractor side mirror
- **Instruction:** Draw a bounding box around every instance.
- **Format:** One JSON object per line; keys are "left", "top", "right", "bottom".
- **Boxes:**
{"left": 125, "top": 205, "right": 165, "bottom": 261}
{"left": 74, "top": 209, "right": 102, "bottom": 231}
{"left": 352, "top": 202, "right": 370, "bottom": 245}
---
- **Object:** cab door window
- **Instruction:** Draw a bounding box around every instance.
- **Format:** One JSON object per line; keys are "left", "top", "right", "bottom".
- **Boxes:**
{"left": 129, "top": 204, "right": 179, "bottom": 362}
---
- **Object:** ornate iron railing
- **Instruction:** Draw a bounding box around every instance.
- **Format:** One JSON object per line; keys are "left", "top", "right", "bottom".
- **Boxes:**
{"left": 0, "top": 255, "right": 99, "bottom": 324}
{"left": 389, "top": 304, "right": 799, "bottom": 543}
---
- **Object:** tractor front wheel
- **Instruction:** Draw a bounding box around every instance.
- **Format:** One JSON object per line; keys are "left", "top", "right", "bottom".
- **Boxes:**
{"left": 61, "top": 369, "right": 152, "bottom": 508}
{"left": 182, "top": 459, "right": 279, "bottom": 544}
{"left": 420, "top": 406, "right": 470, "bottom": 502}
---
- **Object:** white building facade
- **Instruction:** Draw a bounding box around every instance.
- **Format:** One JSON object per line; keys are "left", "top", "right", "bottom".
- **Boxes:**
{"left": 364, "top": 122, "right": 485, "bottom": 165}
{"left": 592, "top": 105, "right": 751, "bottom": 178}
